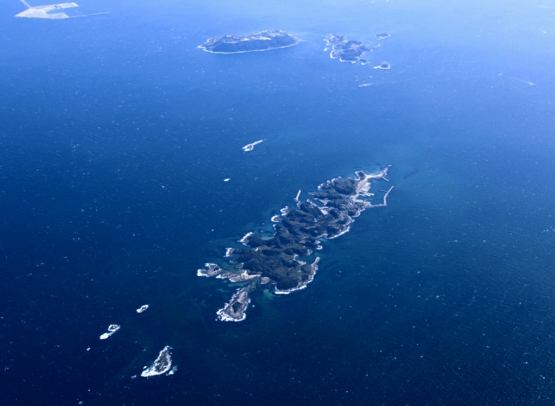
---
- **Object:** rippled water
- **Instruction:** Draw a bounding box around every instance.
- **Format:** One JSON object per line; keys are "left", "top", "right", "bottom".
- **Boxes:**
{"left": 2, "top": 0, "right": 555, "bottom": 404}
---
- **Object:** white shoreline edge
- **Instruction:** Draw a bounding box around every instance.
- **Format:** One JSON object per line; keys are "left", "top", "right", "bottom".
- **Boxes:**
{"left": 141, "top": 346, "right": 173, "bottom": 377}
{"left": 216, "top": 282, "right": 257, "bottom": 322}
{"left": 242, "top": 140, "right": 263, "bottom": 152}
{"left": 136, "top": 304, "right": 149, "bottom": 313}
{"left": 99, "top": 324, "right": 120, "bottom": 340}
{"left": 274, "top": 258, "right": 320, "bottom": 295}
{"left": 199, "top": 166, "right": 394, "bottom": 322}
{"left": 198, "top": 40, "right": 302, "bottom": 55}
{"left": 238, "top": 232, "right": 254, "bottom": 246}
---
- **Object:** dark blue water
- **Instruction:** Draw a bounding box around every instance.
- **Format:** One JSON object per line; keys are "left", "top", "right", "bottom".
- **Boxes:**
{"left": 2, "top": 0, "right": 555, "bottom": 404}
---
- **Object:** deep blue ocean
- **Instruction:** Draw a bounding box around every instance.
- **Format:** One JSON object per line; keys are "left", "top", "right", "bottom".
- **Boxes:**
{"left": 2, "top": 0, "right": 555, "bottom": 404}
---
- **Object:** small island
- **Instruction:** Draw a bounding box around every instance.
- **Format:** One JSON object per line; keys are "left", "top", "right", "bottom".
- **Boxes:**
{"left": 198, "top": 167, "right": 394, "bottom": 322}
{"left": 99, "top": 324, "right": 120, "bottom": 340}
{"left": 324, "top": 34, "right": 370, "bottom": 64}
{"left": 198, "top": 30, "right": 302, "bottom": 54}
{"left": 374, "top": 61, "right": 391, "bottom": 70}
{"left": 242, "top": 140, "right": 263, "bottom": 152}
{"left": 141, "top": 346, "right": 174, "bottom": 377}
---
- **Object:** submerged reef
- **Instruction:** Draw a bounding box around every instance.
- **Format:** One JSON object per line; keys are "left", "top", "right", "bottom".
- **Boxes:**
{"left": 198, "top": 30, "right": 301, "bottom": 54}
{"left": 198, "top": 167, "right": 394, "bottom": 322}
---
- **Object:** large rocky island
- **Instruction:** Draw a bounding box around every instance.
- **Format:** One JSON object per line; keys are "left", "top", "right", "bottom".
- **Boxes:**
{"left": 198, "top": 167, "right": 394, "bottom": 322}
{"left": 198, "top": 30, "right": 301, "bottom": 54}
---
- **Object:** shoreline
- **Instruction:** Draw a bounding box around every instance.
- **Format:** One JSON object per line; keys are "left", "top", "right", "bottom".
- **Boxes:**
{"left": 242, "top": 140, "right": 263, "bottom": 152}
{"left": 141, "top": 346, "right": 173, "bottom": 377}
{"left": 198, "top": 167, "right": 394, "bottom": 322}
{"left": 374, "top": 62, "right": 391, "bottom": 70}
{"left": 216, "top": 281, "right": 257, "bottom": 322}
{"left": 238, "top": 232, "right": 254, "bottom": 246}
{"left": 198, "top": 40, "right": 302, "bottom": 55}
{"left": 274, "top": 257, "right": 320, "bottom": 295}
{"left": 15, "top": 1, "right": 109, "bottom": 19}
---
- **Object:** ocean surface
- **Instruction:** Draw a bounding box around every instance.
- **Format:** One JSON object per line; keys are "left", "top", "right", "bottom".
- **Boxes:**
{"left": 2, "top": 0, "right": 555, "bottom": 404}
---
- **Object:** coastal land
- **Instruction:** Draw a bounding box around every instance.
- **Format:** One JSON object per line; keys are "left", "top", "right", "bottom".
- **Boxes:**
{"left": 198, "top": 167, "right": 394, "bottom": 322}
{"left": 198, "top": 30, "right": 301, "bottom": 54}
{"left": 15, "top": 0, "right": 108, "bottom": 19}
{"left": 15, "top": 1, "right": 78, "bottom": 19}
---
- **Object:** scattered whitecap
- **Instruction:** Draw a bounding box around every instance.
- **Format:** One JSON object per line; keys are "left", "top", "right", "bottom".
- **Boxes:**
{"left": 224, "top": 178, "right": 230, "bottom": 182}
